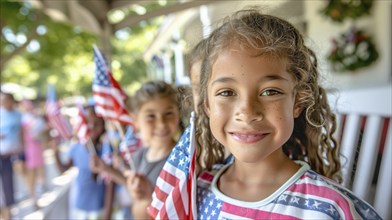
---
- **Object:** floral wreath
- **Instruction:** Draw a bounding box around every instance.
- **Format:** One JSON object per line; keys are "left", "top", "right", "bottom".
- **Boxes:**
{"left": 327, "top": 26, "right": 379, "bottom": 72}
{"left": 321, "top": 0, "right": 373, "bottom": 23}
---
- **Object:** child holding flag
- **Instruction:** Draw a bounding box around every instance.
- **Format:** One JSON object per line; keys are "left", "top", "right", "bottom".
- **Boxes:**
{"left": 90, "top": 80, "right": 182, "bottom": 219}
{"left": 140, "top": 8, "right": 382, "bottom": 220}
{"left": 50, "top": 103, "right": 113, "bottom": 220}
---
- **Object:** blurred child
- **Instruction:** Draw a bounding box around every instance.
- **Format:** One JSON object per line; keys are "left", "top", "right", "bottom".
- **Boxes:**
{"left": 20, "top": 99, "right": 48, "bottom": 204}
{"left": 91, "top": 80, "right": 181, "bottom": 219}
{"left": 0, "top": 92, "right": 24, "bottom": 220}
{"left": 51, "top": 104, "right": 112, "bottom": 220}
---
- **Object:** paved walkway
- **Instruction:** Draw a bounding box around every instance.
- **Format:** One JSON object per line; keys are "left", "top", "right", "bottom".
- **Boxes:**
{"left": 11, "top": 145, "right": 74, "bottom": 220}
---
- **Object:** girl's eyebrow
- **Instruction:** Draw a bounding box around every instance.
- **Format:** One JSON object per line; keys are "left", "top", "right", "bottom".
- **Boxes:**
{"left": 211, "top": 77, "right": 236, "bottom": 86}
{"left": 262, "top": 74, "right": 290, "bottom": 82}
{"left": 211, "top": 74, "right": 289, "bottom": 86}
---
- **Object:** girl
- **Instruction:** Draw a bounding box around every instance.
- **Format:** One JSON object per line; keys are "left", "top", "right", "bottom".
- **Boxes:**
{"left": 193, "top": 9, "right": 381, "bottom": 219}
{"left": 92, "top": 80, "right": 182, "bottom": 219}
{"left": 21, "top": 99, "right": 48, "bottom": 204}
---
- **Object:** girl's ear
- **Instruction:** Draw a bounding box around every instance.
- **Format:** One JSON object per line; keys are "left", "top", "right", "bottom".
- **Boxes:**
{"left": 293, "top": 103, "right": 303, "bottom": 118}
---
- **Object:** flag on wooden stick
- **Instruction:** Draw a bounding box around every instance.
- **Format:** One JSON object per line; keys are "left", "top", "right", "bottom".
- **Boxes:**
{"left": 148, "top": 112, "right": 197, "bottom": 219}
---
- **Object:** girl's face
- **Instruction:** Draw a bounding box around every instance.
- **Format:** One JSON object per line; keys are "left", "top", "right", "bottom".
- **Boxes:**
{"left": 135, "top": 97, "right": 180, "bottom": 149}
{"left": 206, "top": 45, "right": 302, "bottom": 164}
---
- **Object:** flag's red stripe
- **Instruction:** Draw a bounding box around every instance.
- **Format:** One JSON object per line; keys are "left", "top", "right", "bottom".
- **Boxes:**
{"left": 148, "top": 206, "right": 159, "bottom": 218}
{"left": 154, "top": 185, "right": 169, "bottom": 203}
{"left": 93, "top": 88, "right": 133, "bottom": 125}
{"left": 223, "top": 202, "right": 300, "bottom": 219}
{"left": 93, "top": 91, "right": 113, "bottom": 98}
{"left": 156, "top": 168, "right": 187, "bottom": 219}
{"left": 47, "top": 115, "right": 72, "bottom": 138}
{"left": 160, "top": 169, "right": 179, "bottom": 186}
{"left": 159, "top": 202, "right": 169, "bottom": 219}
{"left": 171, "top": 183, "right": 187, "bottom": 218}
{"left": 94, "top": 101, "right": 115, "bottom": 111}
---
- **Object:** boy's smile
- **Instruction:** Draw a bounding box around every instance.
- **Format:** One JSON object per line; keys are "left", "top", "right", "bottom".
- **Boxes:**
{"left": 206, "top": 43, "right": 302, "bottom": 164}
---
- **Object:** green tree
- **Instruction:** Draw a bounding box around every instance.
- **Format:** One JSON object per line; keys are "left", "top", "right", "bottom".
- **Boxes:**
{"left": 1, "top": 1, "right": 97, "bottom": 97}
{"left": 1, "top": 1, "right": 162, "bottom": 99}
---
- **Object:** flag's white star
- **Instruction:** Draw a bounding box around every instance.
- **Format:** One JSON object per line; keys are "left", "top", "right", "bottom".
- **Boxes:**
{"left": 291, "top": 197, "right": 300, "bottom": 204}
{"left": 170, "top": 154, "right": 177, "bottom": 161}
{"left": 327, "top": 205, "right": 336, "bottom": 214}
{"left": 313, "top": 201, "right": 321, "bottom": 209}
{"left": 279, "top": 194, "right": 287, "bottom": 201}
{"left": 179, "top": 159, "right": 185, "bottom": 166}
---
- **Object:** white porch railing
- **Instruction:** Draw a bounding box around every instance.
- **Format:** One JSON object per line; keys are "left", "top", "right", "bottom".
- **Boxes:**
{"left": 329, "top": 85, "right": 392, "bottom": 219}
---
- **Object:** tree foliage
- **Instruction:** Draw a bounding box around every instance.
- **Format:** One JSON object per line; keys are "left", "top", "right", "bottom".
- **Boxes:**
{"left": 1, "top": 1, "right": 161, "bottom": 99}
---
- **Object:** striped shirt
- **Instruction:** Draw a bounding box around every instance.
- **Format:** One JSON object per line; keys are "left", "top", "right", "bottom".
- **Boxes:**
{"left": 197, "top": 161, "right": 381, "bottom": 220}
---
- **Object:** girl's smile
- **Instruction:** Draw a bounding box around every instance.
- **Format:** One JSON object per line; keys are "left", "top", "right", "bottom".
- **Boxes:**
{"left": 229, "top": 131, "right": 269, "bottom": 144}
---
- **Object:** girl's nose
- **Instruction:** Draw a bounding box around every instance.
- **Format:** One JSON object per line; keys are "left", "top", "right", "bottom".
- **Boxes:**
{"left": 235, "top": 97, "right": 263, "bottom": 123}
{"left": 156, "top": 115, "right": 167, "bottom": 128}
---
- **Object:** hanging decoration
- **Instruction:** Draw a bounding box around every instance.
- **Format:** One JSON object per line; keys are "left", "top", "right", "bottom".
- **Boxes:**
{"left": 327, "top": 26, "right": 379, "bottom": 72}
{"left": 321, "top": 0, "right": 374, "bottom": 23}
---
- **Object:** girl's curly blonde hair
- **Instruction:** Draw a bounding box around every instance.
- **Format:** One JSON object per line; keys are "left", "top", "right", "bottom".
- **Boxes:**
{"left": 195, "top": 9, "right": 342, "bottom": 183}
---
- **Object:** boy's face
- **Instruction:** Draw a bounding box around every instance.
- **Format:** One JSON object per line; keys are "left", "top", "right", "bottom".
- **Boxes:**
{"left": 190, "top": 61, "right": 202, "bottom": 112}
{"left": 135, "top": 97, "right": 180, "bottom": 149}
{"left": 205, "top": 44, "right": 302, "bottom": 165}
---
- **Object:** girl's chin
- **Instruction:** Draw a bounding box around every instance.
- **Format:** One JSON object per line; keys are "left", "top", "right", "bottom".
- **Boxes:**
{"left": 151, "top": 138, "right": 174, "bottom": 147}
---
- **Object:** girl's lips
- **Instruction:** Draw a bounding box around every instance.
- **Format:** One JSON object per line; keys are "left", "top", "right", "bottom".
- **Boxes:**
{"left": 230, "top": 132, "right": 268, "bottom": 143}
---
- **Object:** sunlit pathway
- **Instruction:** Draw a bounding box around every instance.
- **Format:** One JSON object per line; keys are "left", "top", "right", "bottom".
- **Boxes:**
{"left": 11, "top": 145, "right": 75, "bottom": 219}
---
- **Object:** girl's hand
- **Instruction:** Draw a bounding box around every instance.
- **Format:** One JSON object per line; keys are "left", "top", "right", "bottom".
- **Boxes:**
{"left": 124, "top": 170, "right": 153, "bottom": 201}
{"left": 112, "top": 152, "right": 124, "bottom": 170}
{"left": 89, "top": 154, "right": 106, "bottom": 173}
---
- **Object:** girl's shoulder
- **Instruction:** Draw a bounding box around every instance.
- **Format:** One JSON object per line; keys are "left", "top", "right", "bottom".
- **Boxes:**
{"left": 294, "top": 169, "right": 381, "bottom": 219}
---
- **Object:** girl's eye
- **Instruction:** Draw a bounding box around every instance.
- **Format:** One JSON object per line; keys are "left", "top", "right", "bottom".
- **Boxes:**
{"left": 217, "top": 90, "right": 235, "bottom": 97}
{"left": 146, "top": 114, "right": 155, "bottom": 120}
{"left": 165, "top": 111, "right": 174, "bottom": 117}
{"left": 261, "top": 89, "right": 282, "bottom": 96}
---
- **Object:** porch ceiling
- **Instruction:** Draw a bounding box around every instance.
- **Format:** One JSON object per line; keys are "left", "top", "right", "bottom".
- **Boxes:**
{"left": 35, "top": 0, "right": 217, "bottom": 34}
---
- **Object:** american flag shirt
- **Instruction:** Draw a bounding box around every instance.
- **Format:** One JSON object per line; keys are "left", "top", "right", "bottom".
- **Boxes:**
{"left": 197, "top": 161, "right": 381, "bottom": 220}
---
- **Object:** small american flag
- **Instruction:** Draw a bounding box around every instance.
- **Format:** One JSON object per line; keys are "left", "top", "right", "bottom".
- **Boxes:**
{"left": 45, "top": 84, "right": 73, "bottom": 140}
{"left": 148, "top": 112, "right": 197, "bottom": 219}
{"left": 92, "top": 45, "right": 133, "bottom": 125}
{"left": 74, "top": 104, "right": 89, "bottom": 145}
{"left": 119, "top": 126, "right": 143, "bottom": 163}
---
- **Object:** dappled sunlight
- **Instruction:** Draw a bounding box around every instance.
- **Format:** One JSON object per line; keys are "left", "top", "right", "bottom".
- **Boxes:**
{"left": 51, "top": 168, "right": 76, "bottom": 186}
{"left": 24, "top": 210, "right": 44, "bottom": 220}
